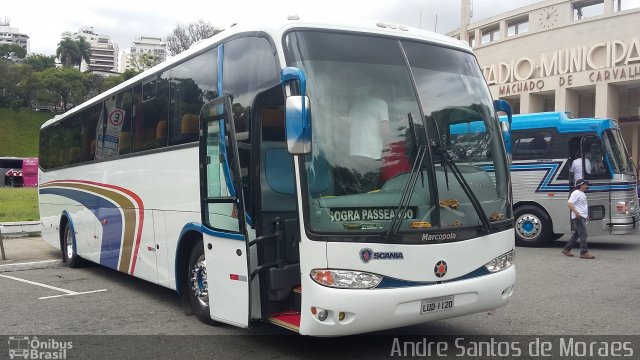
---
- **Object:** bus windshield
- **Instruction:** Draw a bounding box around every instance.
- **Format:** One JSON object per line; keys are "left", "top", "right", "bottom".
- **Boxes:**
{"left": 284, "top": 31, "right": 510, "bottom": 240}
{"left": 602, "top": 129, "right": 634, "bottom": 175}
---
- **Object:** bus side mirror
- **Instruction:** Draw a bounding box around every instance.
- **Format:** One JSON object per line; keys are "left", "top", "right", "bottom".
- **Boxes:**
{"left": 281, "top": 67, "right": 311, "bottom": 155}
{"left": 494, "top": 99, "right": 512, "bottom": 157}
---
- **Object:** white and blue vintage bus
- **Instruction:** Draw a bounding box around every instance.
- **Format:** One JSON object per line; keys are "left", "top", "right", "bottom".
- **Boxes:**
{"left": 505, "top": 112, "right": 639, "bottom": 246}
{"left": 38, "top": 17, "right": 515, "bottom": 336}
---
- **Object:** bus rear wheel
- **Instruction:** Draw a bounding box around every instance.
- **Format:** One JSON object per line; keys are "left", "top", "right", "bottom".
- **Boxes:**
{"left": 187, "top": 239, "right": 216, "bottom": 325}
{"left": 514, "top": 205, "right": 552, "bottom": 247}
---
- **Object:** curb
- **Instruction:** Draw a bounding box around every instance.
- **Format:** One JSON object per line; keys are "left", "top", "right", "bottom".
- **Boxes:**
{"left": 0, "top": 259, "right": 64, "bottom": 273}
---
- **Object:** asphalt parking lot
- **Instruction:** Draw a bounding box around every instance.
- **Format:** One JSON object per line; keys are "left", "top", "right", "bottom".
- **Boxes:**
{"left": 1, "top": 234, "right": 639, "bottom": 336}
{"left": 1, "top": 234, "right": 639, "bottom": 358}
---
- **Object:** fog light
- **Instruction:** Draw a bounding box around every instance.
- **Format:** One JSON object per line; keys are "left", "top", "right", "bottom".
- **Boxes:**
{"left": 338, "top": 312, "right": 346, "bottom": 321}
{"left": 317, "top": 309, "right": 328, "bottom": 321}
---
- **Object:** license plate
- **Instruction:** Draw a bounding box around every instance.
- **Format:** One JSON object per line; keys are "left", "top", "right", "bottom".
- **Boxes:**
{"left": 420, "top": 295, "right": 454, "bottom": 314}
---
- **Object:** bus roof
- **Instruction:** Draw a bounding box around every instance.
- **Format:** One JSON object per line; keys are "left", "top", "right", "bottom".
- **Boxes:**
{"left": 500, "top": 112, "right": 618, "bottom": 135}
{"left": 41, "top": 16, "right": 470, "bottom": 130}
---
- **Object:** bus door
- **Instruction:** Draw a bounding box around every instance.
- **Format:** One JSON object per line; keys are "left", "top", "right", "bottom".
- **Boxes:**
{"left": 199, "top": 95, "right": 251, "bottom": 327}
{"left": 580, "top": 136, "right": 609, "bottom": 228}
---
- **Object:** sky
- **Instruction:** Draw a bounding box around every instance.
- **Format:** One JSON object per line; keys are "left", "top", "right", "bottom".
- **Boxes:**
{"left": 3, "top": 0, "right": 543, "bottom": 56}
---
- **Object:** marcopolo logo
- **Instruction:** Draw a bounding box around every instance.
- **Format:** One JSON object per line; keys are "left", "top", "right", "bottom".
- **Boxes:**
{"left": 359, "top": 248, "right": 404, "bottom": 263}
{"left": 7, "top": 336, "right": 72, "bottom": 360}
{"left": 422, "top": 233, "right": 457, "bottom": 242}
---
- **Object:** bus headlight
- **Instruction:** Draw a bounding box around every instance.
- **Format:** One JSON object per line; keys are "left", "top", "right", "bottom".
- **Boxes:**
{"left": 484, "top": 250, "right": 515, "bottom": 273}
{"left": 616, "top": 201, "right": 631, "bottom": 215}
{"left": 311, "top": 269, "right": 382, "bottom": 289}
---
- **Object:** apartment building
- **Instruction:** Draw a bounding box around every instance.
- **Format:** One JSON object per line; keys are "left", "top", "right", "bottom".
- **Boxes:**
{"left": 61, "top": 26, "right": 119, "bottom": 75}
{"left": 0, "top": 18, "right": 29, "bottom": 54}
{"left": 120, "top": 36, "right": 167, "bottom": 72}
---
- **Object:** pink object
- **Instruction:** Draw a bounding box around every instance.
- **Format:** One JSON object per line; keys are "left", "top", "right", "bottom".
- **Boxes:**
{"left": 21, "top": 157, "right": 38, "bottom": 187}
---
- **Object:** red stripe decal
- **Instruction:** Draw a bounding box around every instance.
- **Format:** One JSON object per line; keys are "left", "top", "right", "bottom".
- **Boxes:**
{"left": 43, "top": 179, "right": 145, "bottom": 274}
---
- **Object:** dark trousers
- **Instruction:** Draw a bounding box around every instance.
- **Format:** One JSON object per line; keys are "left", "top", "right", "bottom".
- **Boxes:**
{"left": 565, "top": 217, "right": 588, "bottom": 253}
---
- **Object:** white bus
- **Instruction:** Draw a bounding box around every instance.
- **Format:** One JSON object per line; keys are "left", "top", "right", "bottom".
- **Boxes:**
{"left": 505, "top": 112, "right": 639, "bottom": 246}
{"left": 38, "top": 17, "right": 515, "bottom": 336}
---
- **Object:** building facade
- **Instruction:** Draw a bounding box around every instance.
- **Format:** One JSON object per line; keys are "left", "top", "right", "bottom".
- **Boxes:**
{"left": 449, "top": 0, "right": 640, "bottom": 168}
{"left": 120, "top": 36, "right": 167, "bottom": 72}
{"left": 0, "top": 18, "right": 30, "bottom": 54}
{"left": 61, "top": 26, "right": 119, "bottom": 75}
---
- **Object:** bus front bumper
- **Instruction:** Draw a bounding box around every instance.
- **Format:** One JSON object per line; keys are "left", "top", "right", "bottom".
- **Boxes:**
{"left": 298, "top": 266, "right": 516, "bottom": 337}
{"left": 603, "top": 214, "right": 639, "bottom": 234}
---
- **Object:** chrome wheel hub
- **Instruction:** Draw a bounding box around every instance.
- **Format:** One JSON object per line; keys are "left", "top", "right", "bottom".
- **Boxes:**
{"left": 65, "top": 227, "right": 74, "bottom": 260}
{"left": 190, "top": 255, "right": 209, "bottom": 306}
{"left": 516, "top": 214, "right": 541, "bottom": 239}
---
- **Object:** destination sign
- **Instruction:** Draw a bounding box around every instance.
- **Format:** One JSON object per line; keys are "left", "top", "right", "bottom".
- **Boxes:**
{"left": 330, "top": 207, "right": 417, "bottom": 222}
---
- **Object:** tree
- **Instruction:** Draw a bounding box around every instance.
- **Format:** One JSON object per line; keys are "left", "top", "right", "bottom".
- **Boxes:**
{"left": 56, "top": 37, "right": 78, "bottom": 68}
{"left": 0, "top": 61, "right": 34, "bottom": 109}
{"left": 0, "top": 43, "right": 27, "bottom": 61}
{"left": 166, "top": 20, "right": 223, "bottom": 56}
{"left": 76, "top": 36, "right": 92, "bottom": 67}
{"left": 23, "top": 54, "right": 56, "bottom": 71}
{"left": 36, "top": 67, "right": 85, "bottom": 111}
{"left": 56, "top": 36, "right": 91, "bottom": 68}
{"left": 129, "top": 52, "right": 160, "bottom": 71}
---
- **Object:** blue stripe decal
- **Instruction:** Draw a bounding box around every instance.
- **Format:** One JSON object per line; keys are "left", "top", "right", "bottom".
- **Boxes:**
{"left": 481, "top": 161, "right": 635, "bottom": 193}
{"left": 376, "top": 266, "right": 492, "bottom": 289}
{"left": 40, "top": 188, "right": 123, "bottom": 270}
{"left": 181, "top": 222, "right": 245, "bottom": 241}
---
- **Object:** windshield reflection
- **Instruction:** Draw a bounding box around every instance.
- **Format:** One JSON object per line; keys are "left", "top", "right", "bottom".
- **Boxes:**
{"left": 284, "top": 31, "right": 511, "bottom": 239}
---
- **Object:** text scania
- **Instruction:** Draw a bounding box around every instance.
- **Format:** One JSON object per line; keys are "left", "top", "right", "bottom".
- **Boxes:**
{"left": 330, "top": 208, "right": 415, "bottom": 222}
{"left": 372, "top": 252, "right": 404, "bottom": 260}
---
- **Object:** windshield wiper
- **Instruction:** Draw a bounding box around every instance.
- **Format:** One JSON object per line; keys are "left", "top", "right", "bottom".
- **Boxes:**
{"left": 384, "top": 113, "right": 426, "bottom": 241}
{"left": 432, "top": 120, "right": 491, "bottom": 233}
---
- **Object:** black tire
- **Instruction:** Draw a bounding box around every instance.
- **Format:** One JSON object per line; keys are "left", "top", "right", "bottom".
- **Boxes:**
{"left": 514, "top": 205, "right": 553, "bottom": 247}
{"left": 62, "top": 222, "right": 83, "bottom": 267}
{"left": 552, "top": 233, "right": 565, "bottom": 241}
{"left": 187, "top": 239, "right": 216, "bottom": 325}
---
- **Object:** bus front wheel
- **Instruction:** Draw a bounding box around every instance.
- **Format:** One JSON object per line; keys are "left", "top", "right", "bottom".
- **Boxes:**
{"left": 514, "top": 205, "right": 552, "bottom": 247}
{"left": 187, "top": 239, "right": 216, "bottom": 325}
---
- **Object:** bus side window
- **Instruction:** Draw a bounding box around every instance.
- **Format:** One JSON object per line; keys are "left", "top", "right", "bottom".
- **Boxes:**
{"left": 223, "top": 36, "right": 280, "bottom": 220}
{"left": 168, "top": 48, "right": 217, "bottom": 146}
{"left": 512, "top": 132, "right": 551, "bottom": 160}
{"left": 133, "top": 75, "right": 169, "bottom": 152}
{"left": 582, "top": 138, "right": 608, "bottom": 177}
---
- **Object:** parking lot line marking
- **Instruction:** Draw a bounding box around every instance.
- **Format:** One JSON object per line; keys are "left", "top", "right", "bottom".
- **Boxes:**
{"left": 0, "top": 274, "right": 79, "bottom": 295}
{"left": 39, "top": 289, "right": 108, "bottom": 300}
{"left": 0, "top": 260, "right": 60, "bottom": 268}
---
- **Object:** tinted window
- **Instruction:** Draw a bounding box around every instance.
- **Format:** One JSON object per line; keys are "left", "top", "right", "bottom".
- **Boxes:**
{"left": 63, "top": 114, "right": 82, "bottom": 166}
{"left": 512, "top": 132, "right": 552, "bottom": 160}
{"left": 132, "top": 72, "right": 170, "bottom": 152}
{"left": 81, "top": 102, "right": 101, "bottom": 161}
{"left": 169, "top": 49, "right": 218, "bottom": 146}
{"left": 223, "top": 37, "right": 280, "bottom": 212}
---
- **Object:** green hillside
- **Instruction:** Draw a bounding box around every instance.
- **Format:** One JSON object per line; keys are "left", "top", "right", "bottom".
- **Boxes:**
{"left": 0, "top": 109, "right": 53, "bottom": 157}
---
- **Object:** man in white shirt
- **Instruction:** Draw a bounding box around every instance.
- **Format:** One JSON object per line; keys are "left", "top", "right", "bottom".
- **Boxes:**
{"left": 345, "top": 87, "right": 390, "bottom": 192}
{"left": 569, "top": 154, "right": 591, "bottom": 187}
{"left": 562, "top": 179, "right": 595, "bottom": 259}
{"left": 349, "top": 93, "right": 389, "bottom": 160}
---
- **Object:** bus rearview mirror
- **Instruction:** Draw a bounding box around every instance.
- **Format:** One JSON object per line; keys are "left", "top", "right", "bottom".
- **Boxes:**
{"left": 285, "top": 95, "right": 312, "bottom": 155}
